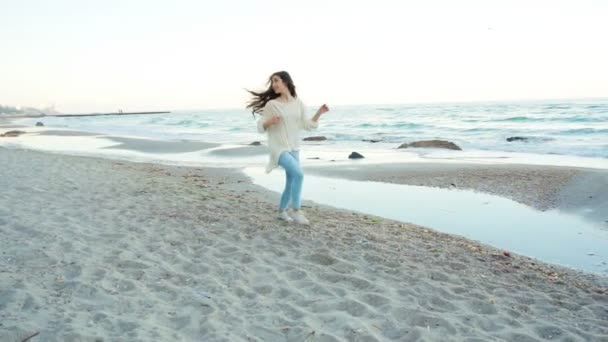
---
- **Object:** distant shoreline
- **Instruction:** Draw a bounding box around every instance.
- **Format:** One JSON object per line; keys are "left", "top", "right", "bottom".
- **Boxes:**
{"left": 0, "top": 114, "right": 44, "bottom": 119}
{"left": 55, "top": 111, "right": 171, "bottom": 117}
{"left": 0, "top": 111, "right": 172, "bottom": 119}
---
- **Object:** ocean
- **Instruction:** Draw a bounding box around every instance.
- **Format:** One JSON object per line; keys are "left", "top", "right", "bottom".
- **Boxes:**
{"left": 9, "top": 98, "right": 608, "bottom": 168}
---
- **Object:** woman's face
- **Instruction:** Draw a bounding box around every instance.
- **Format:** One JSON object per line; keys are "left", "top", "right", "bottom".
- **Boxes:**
{"left": 271, "top": 75, "right": 288, "bottom": 95}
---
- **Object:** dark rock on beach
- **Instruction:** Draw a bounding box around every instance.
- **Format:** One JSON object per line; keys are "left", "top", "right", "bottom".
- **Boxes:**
{"left": 398, "top": 140, "right": 462, "bottom": 150}
{"left": 0, "top": 130, "right": 26, "bottom": 137}
{"left": 506, "top": 136, "right": 529, "bottom": 142}
{"left": 303, "top": 136, "right": 327, "bottom": 141}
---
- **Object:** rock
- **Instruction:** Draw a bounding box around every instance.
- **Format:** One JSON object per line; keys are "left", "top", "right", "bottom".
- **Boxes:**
{"left": 303, "top": 136, "right": 327, "bottom": 141}
{"left": 362, "top": 139, "right": 381, "bottom": 143}
{"left": 398, "top": 140, "right": 462, "bottom": 150}
{"left": 0, "top": 130, "right": 26, "bottom": 137}
{"left": 506, "top": 136, "right": 528, "bottom": 142}
{"left": 35, "top": 122, "right": 44, "bottom": 127}
{"left": 348, "top": 152, "right": 365, "bottom": 159}
{"left": 249, "top": 141, "right": 262, "bottom": 146}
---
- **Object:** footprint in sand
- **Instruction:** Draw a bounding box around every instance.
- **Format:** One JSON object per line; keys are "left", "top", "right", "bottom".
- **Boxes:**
{"left": 360, "top": 293, "right": 390, "bottom": 308}
{"left": 336, "top": 299, "right": 370, "bottom": 317}
{"left": 466, "top": 299, "right": 498, "bottom": 315}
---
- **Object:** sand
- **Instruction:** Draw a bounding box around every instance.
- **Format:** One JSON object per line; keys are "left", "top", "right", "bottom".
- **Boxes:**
{"left": 208, "top": 145, "right": 269, "bottom": 157}
{"left": 35, "top": 130, "right": 103, "bottom": 137}
{"left": 103, "top": 137, "right": 219, "bottom": 154}
{"left": 1, "top": 147, "right": 607, "bottom": 341}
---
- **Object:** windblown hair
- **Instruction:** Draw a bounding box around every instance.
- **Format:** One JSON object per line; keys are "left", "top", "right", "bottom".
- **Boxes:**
{"left": 246, "top": 71, "right": 297, "bottom": 116}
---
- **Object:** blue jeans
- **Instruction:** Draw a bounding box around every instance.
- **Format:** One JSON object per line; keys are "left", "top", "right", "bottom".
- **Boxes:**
{"left": 278, "top": 150, "right": 303, "bottom": 210}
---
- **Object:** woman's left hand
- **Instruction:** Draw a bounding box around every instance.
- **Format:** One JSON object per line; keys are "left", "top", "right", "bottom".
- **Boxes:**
{"left": 317, "top": 104, "right": 330, "bottom": 115}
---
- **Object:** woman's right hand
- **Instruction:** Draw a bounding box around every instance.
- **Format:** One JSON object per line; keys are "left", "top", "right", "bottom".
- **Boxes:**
{"left": 264, "top": 115, "right": 282, "bottom": 129}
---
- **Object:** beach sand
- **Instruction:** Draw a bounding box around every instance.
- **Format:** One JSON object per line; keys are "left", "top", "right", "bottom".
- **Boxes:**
{"left": 1, "top": 147, "right": 607, "bottom": 341}
{"left": 103, "top": 137, "right": 220, "bottom": 154}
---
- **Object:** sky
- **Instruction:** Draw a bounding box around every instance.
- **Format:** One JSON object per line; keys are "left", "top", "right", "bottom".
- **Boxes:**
{"left": 1, "top": 0, "right": 607, "bottom": 113}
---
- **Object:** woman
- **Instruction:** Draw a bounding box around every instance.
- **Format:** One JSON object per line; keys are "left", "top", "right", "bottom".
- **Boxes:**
{"left": 247, "top": 71, "right": 329, "bottom": 225}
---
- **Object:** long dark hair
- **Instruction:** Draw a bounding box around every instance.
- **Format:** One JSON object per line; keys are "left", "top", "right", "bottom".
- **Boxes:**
{"left": 246, "top": 71, "right": 297, "bottom": 117}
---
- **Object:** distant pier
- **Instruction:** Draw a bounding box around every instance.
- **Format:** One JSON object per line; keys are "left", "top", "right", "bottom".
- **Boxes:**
{"left": 55, "top": 111, "right": 171, "bottom": 117}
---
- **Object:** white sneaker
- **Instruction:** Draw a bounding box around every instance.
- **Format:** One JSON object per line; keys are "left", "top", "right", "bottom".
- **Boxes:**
{"left": 290, "top": 210, "right": 310, "bottom": 225}
{"left": 278, "top": 210, "right": 294, "bottom": 223}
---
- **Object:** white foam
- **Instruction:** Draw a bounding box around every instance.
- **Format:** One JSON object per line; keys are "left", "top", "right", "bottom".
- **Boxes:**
{"left": 2, "top": 126, "right": 607, "bottom": 170}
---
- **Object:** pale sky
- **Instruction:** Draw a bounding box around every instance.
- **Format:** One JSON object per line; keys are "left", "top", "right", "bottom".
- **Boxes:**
{"left": 1, "top": 0, "right": 607, "bottom": 113}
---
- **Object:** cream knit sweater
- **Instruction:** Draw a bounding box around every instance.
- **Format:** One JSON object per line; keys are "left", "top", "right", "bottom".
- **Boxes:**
{"left": 256, "top": 97, "right": 318, "bottom": 173}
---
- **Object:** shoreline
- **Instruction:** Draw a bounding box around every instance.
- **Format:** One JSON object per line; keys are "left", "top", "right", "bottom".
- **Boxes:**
{"left": 305, "top": 163, "right": 608, "bottom": 224}
{"left": 1, "top": 147, "right": 607, "bottom": 340}
{"left": 1, "top": 123, "right": 606, "bottom": 222}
